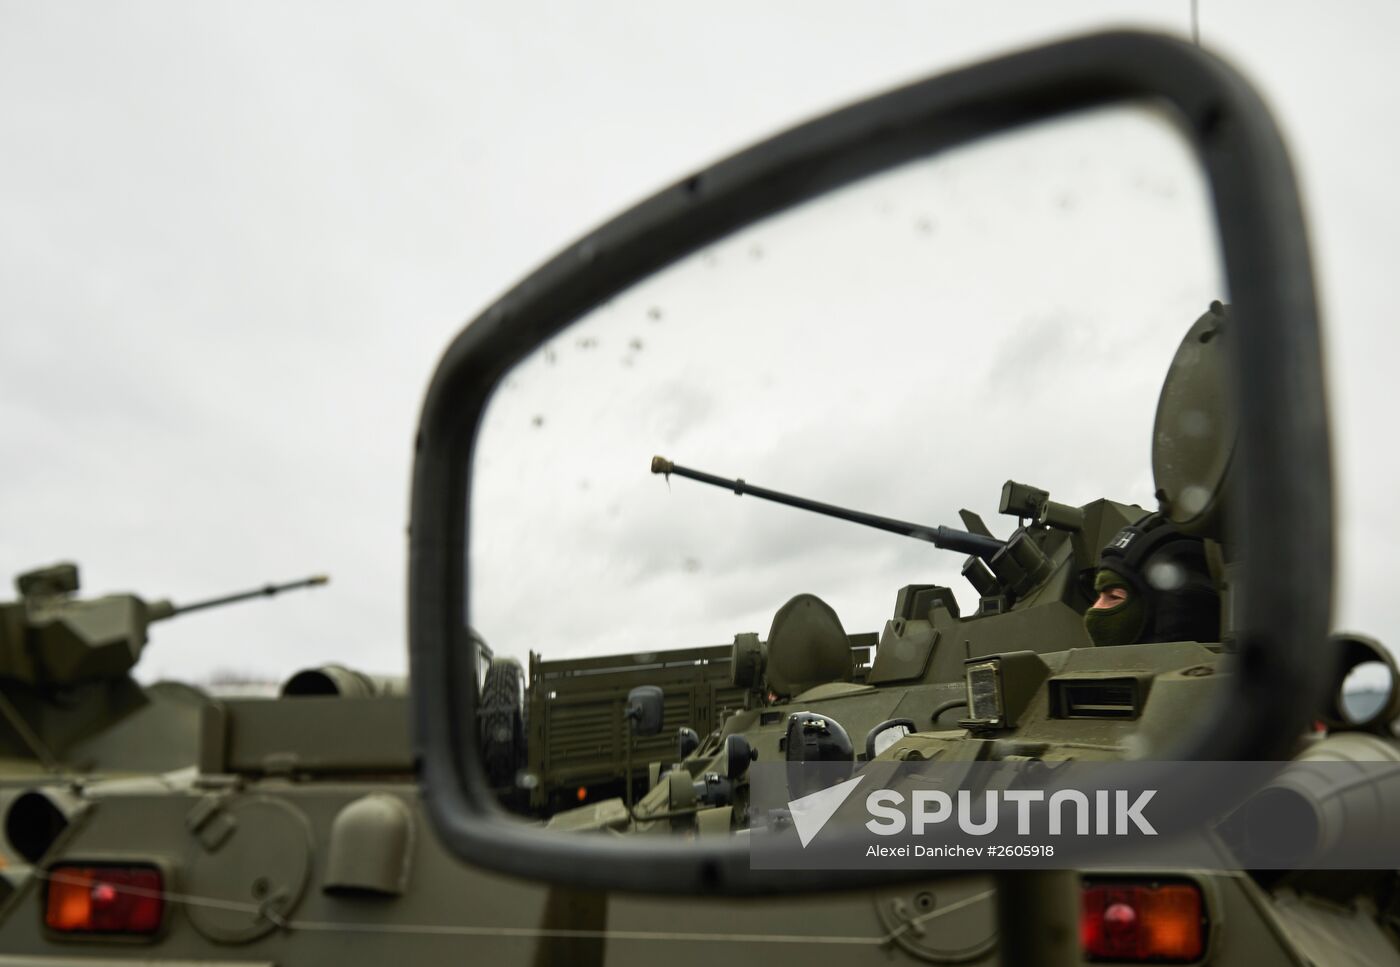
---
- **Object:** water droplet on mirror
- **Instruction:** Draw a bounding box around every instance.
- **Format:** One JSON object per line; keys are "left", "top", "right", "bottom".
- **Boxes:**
{"left": 1146, "top": 561, "right": 1185, "bottom": 591}
{"left": 1180, "top": 409, "right": 1211, "bottom": 438}
{"left": 1179, "top": 485, "right": 1211, "bottom": 515}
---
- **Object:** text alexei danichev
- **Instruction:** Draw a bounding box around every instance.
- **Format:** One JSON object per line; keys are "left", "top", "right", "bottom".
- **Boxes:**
{"left": 868, "top": 845, "right": 983, "bottom": 857}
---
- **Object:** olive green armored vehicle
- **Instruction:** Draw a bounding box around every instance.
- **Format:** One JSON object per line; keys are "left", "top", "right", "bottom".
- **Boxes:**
{"left": 0, "top": 564, "right": 338, "bottom": 786}
{"left": 0, "top": 567, "right": 332, "bottom": 865}
{"left": 525, "top": 468, "right": 1149, "bottom": 821}
{"left": 543, "top": 468, "right": 1150, "bottom": 834}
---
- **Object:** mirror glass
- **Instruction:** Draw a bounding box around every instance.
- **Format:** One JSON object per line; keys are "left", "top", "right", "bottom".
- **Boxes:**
{"left": 469, "top": 104, "right": 1225, "bottom": 820}
{"left": 870, "top": 723, "right": 912, "bottom": 759}
{"left": 1340, "top": 659, "right": 1393, "bottom": 725}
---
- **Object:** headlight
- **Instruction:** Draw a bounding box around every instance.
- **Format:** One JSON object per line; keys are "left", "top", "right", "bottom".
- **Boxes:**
{"left": 965, "top": 660, "right": 1004, "bottom": 725}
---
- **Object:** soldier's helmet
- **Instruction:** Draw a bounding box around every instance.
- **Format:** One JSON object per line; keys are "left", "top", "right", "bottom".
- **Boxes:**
{"left": 1087, "top": 514, "right": 1221, "bottom": 646}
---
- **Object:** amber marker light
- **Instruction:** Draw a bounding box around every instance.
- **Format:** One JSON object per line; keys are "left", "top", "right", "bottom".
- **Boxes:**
{"left": 1081, "top": 879, "right": 1206, "bottom": 962}
{"left": 44, "top": 864, "right": 164, "bottom": 935}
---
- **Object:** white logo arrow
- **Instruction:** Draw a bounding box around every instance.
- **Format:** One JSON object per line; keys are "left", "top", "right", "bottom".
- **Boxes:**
{"left": 788, "top": 775, "right": 866, "bottom": 848}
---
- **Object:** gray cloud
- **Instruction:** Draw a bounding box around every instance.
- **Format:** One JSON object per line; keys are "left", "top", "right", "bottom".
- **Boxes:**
{"left": 1, "top": 2, "right": 1393, "bottom": 683}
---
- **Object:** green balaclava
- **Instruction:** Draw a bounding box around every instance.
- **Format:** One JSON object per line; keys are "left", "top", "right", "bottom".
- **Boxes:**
{"left": 1083, "top": 566, "right": 1147, "bottom": 647}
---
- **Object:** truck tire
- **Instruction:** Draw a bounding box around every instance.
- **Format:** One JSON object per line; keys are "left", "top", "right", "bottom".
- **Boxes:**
{"left": 480, "top": 658, "right": 526, "bottom": 789}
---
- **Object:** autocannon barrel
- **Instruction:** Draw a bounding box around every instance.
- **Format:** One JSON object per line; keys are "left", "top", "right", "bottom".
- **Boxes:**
{"left": 650, "top": 456, "right": 1004, "bottom": 559}
{"left": 164, "top": 574, "right": 330, "bottom": 618}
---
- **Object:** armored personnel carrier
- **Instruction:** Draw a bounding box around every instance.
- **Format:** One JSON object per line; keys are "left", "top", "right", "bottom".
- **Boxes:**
{"left": 0, "top": 566, "right": 330, "bottom": 869}
{"left": 543, "top": 466, "right": 1149, "bottom": 833}
{"left": 525, "top": 463, "right": 1148, "bottom": 821}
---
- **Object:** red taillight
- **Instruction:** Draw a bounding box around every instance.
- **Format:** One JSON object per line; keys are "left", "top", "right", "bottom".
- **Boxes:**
{"left": 1081, "top": 880, "right": 1205, "bottom": 962}
{"left": 45, "top": 865, "right": 164, "bottom": 935}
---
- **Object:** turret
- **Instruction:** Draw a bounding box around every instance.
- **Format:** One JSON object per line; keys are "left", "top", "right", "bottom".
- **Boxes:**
{"left": 648, "top": 456, "right": 1139, "bottom": 613}
{"left": 0, "top": 563, "right": 328, "bottom": 687}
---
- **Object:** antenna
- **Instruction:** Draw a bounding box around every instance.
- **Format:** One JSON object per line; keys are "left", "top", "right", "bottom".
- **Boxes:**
{"left": 1191, "top": 0, "right": 1201, "bottom": 45}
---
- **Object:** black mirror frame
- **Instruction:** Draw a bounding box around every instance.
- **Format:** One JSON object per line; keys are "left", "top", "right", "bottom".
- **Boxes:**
{"left": 1324, "top": 633, "right": 1400, "bottom": 731}
{"left": 409, "top": 30, "right": 1331, "bottom": 895}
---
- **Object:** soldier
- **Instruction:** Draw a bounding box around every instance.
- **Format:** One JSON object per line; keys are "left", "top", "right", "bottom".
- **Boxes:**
{"left": 1083, "top": 514, "right": 1222, "bottom": 646}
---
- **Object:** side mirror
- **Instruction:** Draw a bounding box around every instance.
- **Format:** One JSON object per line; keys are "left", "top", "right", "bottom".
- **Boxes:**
{"left": 724, "top": 734, "right": 757, "bottom": 781}
{"left": 410, "top": 30, "right": 1332, "bottom": 896}
{"left": 625, "top": 685, "right": 665, "bottom": 738}
{"left": 864, "top": 718, "right": 918, "bottom": 760}
{"left": 784, "top": 712, "right": 854, "bottom": 801}
{"left": 677, "top": 726, "right": 701, "bottom": 759}
{"left": 1324, "top": 634, "right": 1400, "bottom": 732}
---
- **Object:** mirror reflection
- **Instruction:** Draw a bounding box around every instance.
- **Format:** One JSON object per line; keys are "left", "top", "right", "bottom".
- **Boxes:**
{"left": 469, "top": 105, "right": 1227, "bottom": 824}
{"left": 873, "top": 726, "right": 910, "bottom": 759}
{"left": 1340, "top": 660, "right": 1394, "bottom": 725}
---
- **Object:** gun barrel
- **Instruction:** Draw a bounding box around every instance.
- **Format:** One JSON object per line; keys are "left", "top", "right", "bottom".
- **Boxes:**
{"left": 169, "top": 575, "right": 329, "bottom": 617}
{"left": 650, "top": 457, "right": 1004, "bottom": 559}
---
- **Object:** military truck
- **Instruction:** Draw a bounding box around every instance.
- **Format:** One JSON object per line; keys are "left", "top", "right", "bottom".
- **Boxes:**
{"left": 521, "top": 637, "right": 874, "bottom": 814}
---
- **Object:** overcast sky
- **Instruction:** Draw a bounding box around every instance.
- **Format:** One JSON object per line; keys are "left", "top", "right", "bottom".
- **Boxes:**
{"left": 1, "top": 2, "right": 1395, "bottom": 685}
{"left": 469, "top": 107, "right": 1225, "bottom": 662}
